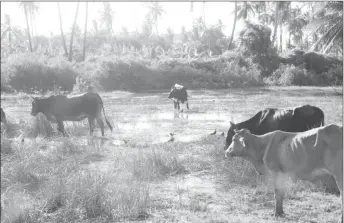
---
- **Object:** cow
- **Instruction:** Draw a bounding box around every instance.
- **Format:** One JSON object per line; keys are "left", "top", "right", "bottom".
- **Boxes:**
{"left": 225, "top": 125, "right": 342, "bottom": 222}
{"left": 1, "top": 108, "right": 6, "bottom": 125}
{"left": 168, "top": 84, "right": 189, "bottom": 112}
{"left": 30, "top": 92, "right": 113, "bottom": 137}
{"left": 224, "top": 105, "right": 324, "bottom": 151}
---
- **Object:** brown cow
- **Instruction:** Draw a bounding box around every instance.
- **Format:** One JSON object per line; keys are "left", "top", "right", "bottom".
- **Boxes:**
{"left": 30, "top": 92, "right": 113, "bottom": 137}
{"left": 225, "top": 125, "right": 342, "bottom": 222}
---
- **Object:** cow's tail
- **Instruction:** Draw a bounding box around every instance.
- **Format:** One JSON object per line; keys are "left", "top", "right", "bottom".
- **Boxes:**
{"left": 102, "top": 104, "right": 113, "bottom": 132}
{"left": 96, "top": 93, "right": 113, "bottom": 132}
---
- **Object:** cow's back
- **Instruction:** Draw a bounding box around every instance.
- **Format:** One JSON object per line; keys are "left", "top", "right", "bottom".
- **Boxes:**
{"left": 50, "top": 93, "right": 102, "bottom": 118}
{"left": 258, "top": 107, "right": 323, "bottom": 134}
{"left": 252, "top": 109, "right": 293, "bottom": 135}
{"left": 264, "top": 127, "right": 339, "bottom": 179}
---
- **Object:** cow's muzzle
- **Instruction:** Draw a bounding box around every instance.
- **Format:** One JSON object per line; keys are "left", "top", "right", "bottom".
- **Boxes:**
{"left": 224, "top": 149, "right": 233, "bottom": 159}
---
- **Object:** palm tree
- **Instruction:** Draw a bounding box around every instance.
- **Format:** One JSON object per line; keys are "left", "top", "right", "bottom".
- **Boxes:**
{"left": 288, "top": 6, "right": 308, "bottom": 49}
{"left": 18, "top": 2, "right": 39, "bottom": 51}
{"left": 99, "top": 2, "right": 115, "bottom": 36}
{"left": 308, "top": 2, "right": 343, "bottom": 54}
{"left": 147, "top": 2, "right": 166, "bottom": 35}
{"left": 278, "top": 2, "right": 291, "bottom": 52}
{"left": 68, "top": 2, "right": 80, "bottom": 62}
{"left": 92, "top": 20, "right": 99, "bottom": 36}
{"left": 57, "top": 3, "right": 68, "bottom": 57}
{"left": 83, "top": 2, "right": 88, "bottom": 61}
{"left": 237, "top": 2, "right": 255, "bottom": 21}
{"left": 271, "top": 2, "right": 279, "bottom": 47}
{"left": 228, "top": 2, "right": 237, "bottom": 50}
{"left": 253, "top": 2, "right": 266, "bottom": 21}
{"left": 1, "top": 14, "right": 24, "bottom": 53}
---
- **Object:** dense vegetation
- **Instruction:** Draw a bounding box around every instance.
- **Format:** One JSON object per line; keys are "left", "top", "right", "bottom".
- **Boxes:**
{"left": 1, "top": 2, "right": 342, "bottom": 93}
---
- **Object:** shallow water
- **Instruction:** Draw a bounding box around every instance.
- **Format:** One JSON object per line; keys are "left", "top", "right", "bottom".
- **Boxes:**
{"left": 101, "top": 87, "right": 342, "bottom": 145}
{"left": 2, "top": 87, "right": 342, "bottom": 145}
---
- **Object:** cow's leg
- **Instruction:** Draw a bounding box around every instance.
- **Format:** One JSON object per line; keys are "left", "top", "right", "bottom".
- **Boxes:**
{"left": 177, "top": 101, "right": 180, "bottom": 112}
{"left": 272, "top": 172, "right": 285, "bottom": 216}
{"left": 332, "top": 167, "right": 343, "bottom": 223}
{"left": 186, "top": 101, "right": 190, "bottom": 110}
{"left": 88, "top": 117, "right": 96, "bottom": 136}
{"left": 96, "top": 117, "right": 105, "bottom": 137}
{"left": 57, "top": 120, "right": 66, "bottom": 137}
{"left": 173, "top": 101, "right": 178, "bottom": 110}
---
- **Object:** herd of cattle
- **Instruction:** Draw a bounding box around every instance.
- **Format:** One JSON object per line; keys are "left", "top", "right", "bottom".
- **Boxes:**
{"left": 0, "top": 83, "right": 342, "bottom": 222}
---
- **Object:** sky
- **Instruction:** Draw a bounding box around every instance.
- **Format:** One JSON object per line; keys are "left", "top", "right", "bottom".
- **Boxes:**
{"left": 1, "top": 2, "right": 243, "bottom": 37}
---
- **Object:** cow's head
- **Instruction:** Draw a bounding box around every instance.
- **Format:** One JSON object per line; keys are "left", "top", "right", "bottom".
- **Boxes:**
{"left": 225, "top": 128, "right": 269, "bottom": 176}
{"left": 30, "top": 97, "right": 41, "bottom": 116}
{"left": 168, "top": 86, "right": 177, "bottom": 100}
{"left": 225, "top": 128, "right": 251, "bottom": 158}
{"left": 224, "top": 121, "right": 238, "bottom": 150}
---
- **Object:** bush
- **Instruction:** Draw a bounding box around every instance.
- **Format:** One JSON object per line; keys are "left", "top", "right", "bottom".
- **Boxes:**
{"left": 264, "top": 64, "right": 343, "bottom": 86}
{"left": 3, "top": 53, "right": 78, "bottom": 93}
{"left": 74, "top": 54, "right": 264, "bottom": 92}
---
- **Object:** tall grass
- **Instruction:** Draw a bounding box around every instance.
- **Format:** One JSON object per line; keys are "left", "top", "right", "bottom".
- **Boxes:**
{"left": 1, "top": 115, "right": 193, "bottom": 222}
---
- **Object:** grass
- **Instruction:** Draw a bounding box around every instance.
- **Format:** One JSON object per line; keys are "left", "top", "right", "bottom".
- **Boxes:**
{"left": 1, "top": 87, "right": 342, "bottom": 223}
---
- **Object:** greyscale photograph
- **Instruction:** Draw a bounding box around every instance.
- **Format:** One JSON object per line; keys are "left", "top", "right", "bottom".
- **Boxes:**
{"left": 0, "top": 1, "right": 343, "bottom": 223}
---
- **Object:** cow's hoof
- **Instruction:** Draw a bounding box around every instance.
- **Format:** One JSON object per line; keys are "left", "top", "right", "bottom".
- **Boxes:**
{"left": 273, "top": 212, "right": 285, "bottom": 217}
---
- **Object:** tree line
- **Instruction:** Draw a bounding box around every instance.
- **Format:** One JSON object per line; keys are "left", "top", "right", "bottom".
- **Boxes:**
{"left": 1, "top": 2, "right": 343, "bottom": 61}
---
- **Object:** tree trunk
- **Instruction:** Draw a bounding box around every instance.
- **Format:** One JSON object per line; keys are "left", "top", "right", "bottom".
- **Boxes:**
{"left": 306, "top": 38, "right": 308, "bottom": 51}
{"left": 8, "top": 28, "right": 12, "bottom": 53}
{"left": 203, "top": 1, "right": 206, "bottom": 29}
{"left": 279, "top": 22, "right": 282, "bottom": 52}
{"left": 83, "top": 2, "right": 88, "bottom": 61}
{"left": 288, "top": 31, "right": 291, "bottom": 48}
{"left": 156, "top": 22, "right": 159, "bottom": 36}
{"left": 57, "top": 3, "right": 69, "bottom": 58}
{"left": 313, "top": 34, "right": 318, "bottom": 51}
{"left": 69, "top": 2, "right": 80, "bottom": 62}
{"left": 244, "top": 2, "right": 248, "bottom": 20}
{"left": 272, "top": 2, "right": 279, "bottom": 46}
{"left": 30, "top": 13, "right": 34, "bottom": 49}
{"left": 228, "top": 2, "right": 237, "bottom": 50}
{"left": 23, "top": 5, "right": 33, "bottom": 52}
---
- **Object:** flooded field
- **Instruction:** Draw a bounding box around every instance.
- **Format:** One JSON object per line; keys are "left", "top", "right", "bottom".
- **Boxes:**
{"left": 1, "top": 87, "right": 343, "bottom": 145}
{"left": 1, "top": 86, "right": 343, "bottom": 223}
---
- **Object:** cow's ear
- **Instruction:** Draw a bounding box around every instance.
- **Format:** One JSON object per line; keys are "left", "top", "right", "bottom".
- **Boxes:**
{"left": 239, "top": 137, "right": 246, "bottom": 147}
{"left": 30, "top": 96, "right": 36, "bottom": 102}
{"left": 229, "top": 121, "right": 235, "bottom": 127}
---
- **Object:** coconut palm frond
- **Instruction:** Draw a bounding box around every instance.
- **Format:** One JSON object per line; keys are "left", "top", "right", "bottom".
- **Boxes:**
{"left": 310, "top": 19, "right": 343, "bottom": 51}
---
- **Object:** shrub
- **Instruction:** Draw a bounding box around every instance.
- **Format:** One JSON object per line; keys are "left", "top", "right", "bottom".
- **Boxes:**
{"left": 264, "top": 64, "right": 343, "bottom": 86}
{"left": 3, "top": 53, "right": 77, "bottom": 93}
{"left": 74, "top": 54, "right": 264, "bottom": 92}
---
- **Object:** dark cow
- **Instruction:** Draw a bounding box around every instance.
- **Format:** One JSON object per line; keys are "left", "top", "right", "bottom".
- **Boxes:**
{"left": 30, "top": 92, "right": 113, "bottom": 137}
{"left": 225, "top": 125, "right": 342, "bottom": 221}
{"left": 224, "top": 105, "right": 324, "bottom": 151}
{"left": 168, "top": 84, "right": 189, "bottom": 112}
{"left": 1, "top": 108, "right": 6, "bottom": 124}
